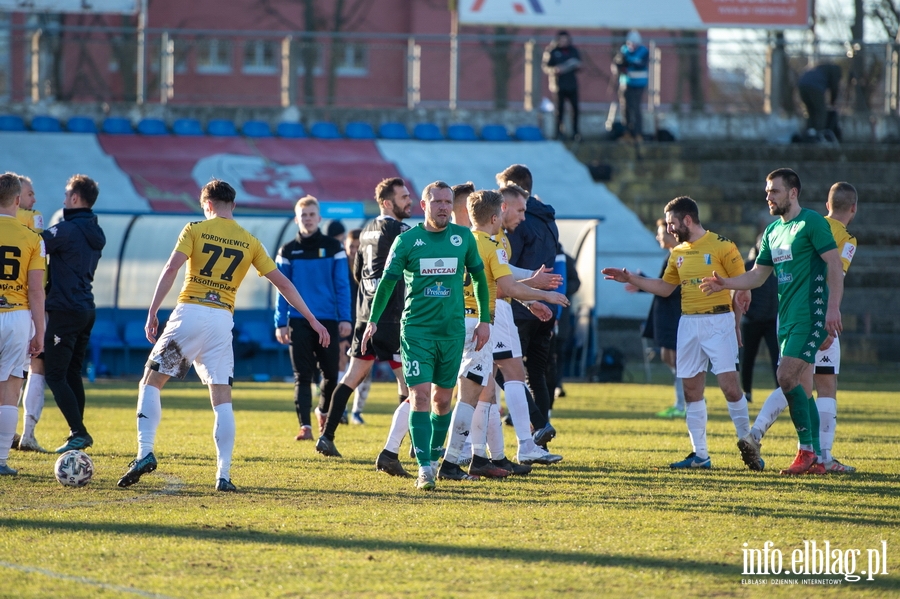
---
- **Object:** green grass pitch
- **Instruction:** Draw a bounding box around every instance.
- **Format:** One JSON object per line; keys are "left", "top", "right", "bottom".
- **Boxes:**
{"left": 1, "top": 379, "right": 898, "bottom": 598}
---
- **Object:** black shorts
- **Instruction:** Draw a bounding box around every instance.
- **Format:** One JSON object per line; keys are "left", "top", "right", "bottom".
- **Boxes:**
{"left": 349, "top": 320, "right": 401, "bottom": 364}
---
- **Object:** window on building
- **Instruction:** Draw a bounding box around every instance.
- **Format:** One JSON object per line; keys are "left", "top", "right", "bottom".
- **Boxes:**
{"left": 335, "top": 43, "right": 368, "bottom": 77}
{"left": 196, "top": 39, "right": 233, "bottom": 74}
{"left": 243, "top": 40, "right": 278, "bottom": 75}
{"left": 295, "top": 43, "right": 322, "bottom": 76}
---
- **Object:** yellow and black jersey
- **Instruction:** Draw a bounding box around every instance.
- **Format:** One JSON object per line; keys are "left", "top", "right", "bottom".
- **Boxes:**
{"left": 0, "top": 215, "right": 45, "bottom": 312}
{"left": 463, "top": 229, "right": 513, "bottom": 320}
{"left": 825, "top": 216, "right": 857, "bottom": 275}
{"left": 16, "top": 208, "right": 43, "bottom": 232}
{"left": 663, "top": 231, "right": 744, "bottom": 315}
{"left": 495, "top": 229, "right": 513, "bottom": 304}
{"left": 174, "top": 217, "right": 277, "bottom": 313}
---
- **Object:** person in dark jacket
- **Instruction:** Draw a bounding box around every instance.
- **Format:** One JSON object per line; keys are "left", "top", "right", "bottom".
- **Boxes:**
{"left": 542, "top": 30, "right": 582, "bottom": 140}
{"left": 798, "top": 63, "right": 842, "bottom": 139}
{"left": 740, "top": 239, "right": 779, "bottom": 403}
{"left": 43, "top": 174, "right": 106, "bottom": 453}
{"left": 495, "top": 164, "right": 560, "bottom": 448}
{"left": 615, "top": 30, "right": 649, "bottom": 141}
{"left": 274, "top": 196, "right": 351, "bottom": 442}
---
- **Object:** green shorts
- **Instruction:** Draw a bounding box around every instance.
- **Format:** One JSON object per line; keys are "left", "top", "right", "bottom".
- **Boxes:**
{"left": 779, "top": 320, "right": 826, "bottom": 364}
{"left": 400, "top": 334, "right": 465, "bottom": 389}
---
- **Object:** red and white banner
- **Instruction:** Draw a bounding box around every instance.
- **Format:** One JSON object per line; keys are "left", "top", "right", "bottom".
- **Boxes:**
{"left": 460, "top": 0, "right": 811, "bottom": 29}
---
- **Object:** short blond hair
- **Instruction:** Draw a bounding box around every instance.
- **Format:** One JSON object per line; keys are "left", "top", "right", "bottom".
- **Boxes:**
{"left": 295, "top": 195, "right": 319, "bottom": 211}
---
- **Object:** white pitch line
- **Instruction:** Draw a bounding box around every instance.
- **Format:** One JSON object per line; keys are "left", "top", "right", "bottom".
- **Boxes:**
{"left": 0, "top": 560, "right": 179, "bottom": 599}
{"left": 9, "top": 474, "right": 184, "bottom": 513}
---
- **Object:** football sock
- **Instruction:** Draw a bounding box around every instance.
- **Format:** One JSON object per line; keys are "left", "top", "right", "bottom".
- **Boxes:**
{"left": 352, "top": 373, "right": 371, "bottom": 414}
{"left": 727, "top": 395, "right": 751, "bottom": 439}
{"left": 136, "top": 384, "right": 162, "bottom": 459}
{"left": 751, "top": 387, "right": 788, "bottom": 441}
{"left": 784, "top": 384, "right": 813, "bottom": 447}
{"left": 213, "top": 403, "right": 235, "bottom": 481}
{"left": 384, "top": 400, "right": 410, "bottom": 453}
{"left": 408, "top": 410, "right": 432, "bottom": 467}
{"left": 816, "top": 397, "right": 837, "bottom": 462}
{"left": 807, "top": 396, "right": 822, "bottom": 460}
{"left": 323, "top": 384, "right": 354, "bottom": 440}
{"left": 686, "top": 400, "right": 708, "bottom": 460}
{"left": 0, "top": 405, "right": 17, "bottom": 463}
{"left": 443, "top": 402, "right": 474, "bottom": 464}
{"left": 21, "top": 372, "right": 45, "bottom": 438}
{"left": 470, "top": 401, "right": 491, "bottom": 459}
{"left": 429, "top": 411, "right": 452, "bottom": 462}
{"left": 486, "top": 403, "right": 505, "bottom": 460}
{"left": 672, "top": 369, "right": 685, "bottom": 411}
{"left": 504, "top": 381, "right": 533, "bottom": 443}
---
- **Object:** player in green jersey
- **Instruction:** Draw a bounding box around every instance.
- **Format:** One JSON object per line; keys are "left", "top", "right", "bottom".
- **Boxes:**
{"left": 701, "top": 168, "right": 843, "bottom": 476}
{"left": 362, "top": 181, "right": 491, "bottom": 491}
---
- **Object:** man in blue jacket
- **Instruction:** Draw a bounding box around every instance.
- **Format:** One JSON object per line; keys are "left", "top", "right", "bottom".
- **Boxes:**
{"left": 43, "top": 174, "right": 106, "bottom": 453}
{"left": 618, "top": 30, "right": 649, "bottom": 141}
{"left": 275, "top": 196, "right": 351, "bottom": 441}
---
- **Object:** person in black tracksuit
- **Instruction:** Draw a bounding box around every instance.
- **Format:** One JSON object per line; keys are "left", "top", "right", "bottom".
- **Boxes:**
{"left": 739, "top": 249, "right": 779, "bottom": 403}
{"left": 43, "top": 175, "right": 106, "bottom": 453}
{"left": 542, "top": 30, "right": 582, "bottom": 140}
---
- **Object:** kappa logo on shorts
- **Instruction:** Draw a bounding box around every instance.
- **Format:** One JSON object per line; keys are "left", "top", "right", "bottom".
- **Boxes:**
{"left": 495, "top": 342, "right": 507, "bottom": 349}
{"left": 814, "top": 298, "right": 824, "bottom": 305}
{"left": 414, "top": 238, "right": 426, "bottom": 247}
{"left": 812, "top": 330, "right": 821, "bottom": 338}
{"left": 815, "top": 286, "right": 824, "bottom": 293}
{"left": 815, "top": 309, "right": 824, "bottom": 315}
{"left": 420, "top": 257, "right": 458, "bottom": 275}
{"left": 815, "top": 275, "right": 824, "bottom": 281}
{"left": 804, "top": 351, "right": 812, "bottom": 357}
{"left": 474, "top": 364, "right": 483, "bottom": 372}
{"left": 821, "top": 355, "right": 831, "bottom": 363}
{"left": 54, "top": 335, "right": 61, "bottom": 345}
{"left": 808, "top": 341, "right": 817, "bottom": 348}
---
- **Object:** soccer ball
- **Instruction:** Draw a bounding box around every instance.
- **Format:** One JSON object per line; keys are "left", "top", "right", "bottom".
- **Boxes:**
{"left": 55, "top": 450, "right": 94, "bottom": 487}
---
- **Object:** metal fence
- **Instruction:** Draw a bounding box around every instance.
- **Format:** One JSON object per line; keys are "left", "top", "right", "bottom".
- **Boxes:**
{"left": 1, "top": 23, "right": 898, "bottom": 117}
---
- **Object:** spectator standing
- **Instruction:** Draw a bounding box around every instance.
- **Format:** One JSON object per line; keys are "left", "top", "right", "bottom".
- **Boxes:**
{"left": 617, "top": 30, "right": 649, "bottom": 141}
{"left": 798, "top": 63, "right": 842, "bottom": 140}
{"left": 542, "top": 30, "right": 582, "bottom": 141}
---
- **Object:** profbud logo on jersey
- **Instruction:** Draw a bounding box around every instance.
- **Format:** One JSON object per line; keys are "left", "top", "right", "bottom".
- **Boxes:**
{"left": 420, "top": 258, "right": 458, "bottom": 276}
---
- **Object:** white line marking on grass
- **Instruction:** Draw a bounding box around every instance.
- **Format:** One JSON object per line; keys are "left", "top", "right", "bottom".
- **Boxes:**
{"left": 10, "top": 474, "right": 184, "bottom": 513}
{"left": 0, "top": 560, "right": 178, "bottom": 599}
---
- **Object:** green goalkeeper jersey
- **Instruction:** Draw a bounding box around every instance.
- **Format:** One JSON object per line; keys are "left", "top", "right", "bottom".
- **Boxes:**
{"left": 756, "top": 208, "right": 837, "bottom": 328}
{"left": 382, "top": 222, "right": 484, "bottom": 340}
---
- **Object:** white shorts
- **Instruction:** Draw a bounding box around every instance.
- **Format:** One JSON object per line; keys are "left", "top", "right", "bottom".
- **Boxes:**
{"left": 458, "top": 317, "right": 493, "bottom": 387}
{"left": 491, "top": 300, "right": 522, "bottom": 361}
{"left": 0, "top": 310, "right": 32, "bottom": 382}
{"left": 676, "top": 312, "right": 739, "bottom": 378}
{"left": 147, "top": 303, "right": 234, "bottom": 385}
{"left": 815, "top": 335, "right": 840, "bottom": 375}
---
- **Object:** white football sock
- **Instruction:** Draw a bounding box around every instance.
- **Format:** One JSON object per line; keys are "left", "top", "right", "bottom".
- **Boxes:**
{"left": 486, "top": 402, "right": 505, "bottom": 460}
{"left": 21, "top": 372, "right": 45, "bottom": 438}
{"left": 673, "top": 374, "right": 685, "bottom": 411}
{"left": 504, "top": 381, "right": 533, "bottom": 443}
{"left": 444, "top": 402, "right": 475, "bottom": 463}
{"left": 686, "top": 400, "right": 708, "bottom": 460}
{"left": 352, "top": 373, "right": 371, "bottom": 414}
{"left": 213, "top": 403, "right": 235, "bottom": 482}
{"left": 751, "top": 387, "right": 788, "bottom": 441}
{"left": 136, "top": 384, "right": 162, "bottom": 459}
{"left": 727, "top": 395, "right": 751, "bottom": 439}
{"left": 470, "top": 401, "right": 490, "bottom": 458}
{"left": 383, "top": 400, "right": 410, "bottom": 453}
{"left": 0, "top": 405, "right": 18, "bottom": 463}
{"left": 817, "top": 397, "right": 837, "bottom": 462}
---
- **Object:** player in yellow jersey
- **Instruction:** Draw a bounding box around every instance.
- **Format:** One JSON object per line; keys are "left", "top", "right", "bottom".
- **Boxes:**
{"left": 14, "top": 174, "right": 49, "bottom": 452}
{"left": 603, "top": 196, "right": 753, "bottom": 470}
{"left": 117, "top": 179, "right": 330, "bottom": 492}
{"left": 745, "top": 182, "right": 859, "bottom": 473}
{"left": 439, "top": 189, "right": 569, "bottom": 481}
{"left": 0, "top": 173, "right": 45, "bottom": 475}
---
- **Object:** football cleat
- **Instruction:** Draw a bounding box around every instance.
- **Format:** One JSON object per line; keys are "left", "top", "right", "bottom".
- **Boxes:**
{"left": 532, "top": 423, "right": 557, "bottom": 447}
{"left": 468, "top": 455, "right": 510, "bottom": 478}
{"left": 17, "top": 435, "right": 48, "bottom": 453}
{"left": 216, "top": 478, "right": 237, "bottom": 492}
{"left": 55, "top": 433, "right": 93, "bottom": 453}
{"left": 491, "top": 457, "right": 532, "bottom": 476}
{"left": 437, "top": 461, "right": 479, "bottom": 481}
{"left": 780, "top": 449, "right": 817, "bottom": 476}
{"left": 350, "top": 412, "right": 365, "bottom": 425}
{"left": 656, "top": 406, "right": 687, "bottom": 419}
{"left": 10, "top": 433, "right": 20, "bottom": 450}
{"left": 117, "top": 452, "right": 158, "bottom": 488}
{"left": 0, "top": 464, "right": 18, "bottom": 476}
{"left": 295, "top": 425, "right": 313, "bottom": 441}
{"left": 315, "top": 436, "right": 342, "bottom": 458}
{"left": 806, "top": 462, "right": 827, "bottom": 475}
{"left": 825, "top": 458, "right": 856, "bottom": 474}
{"left": 517, "top": 447, "right": 563, "bottom": 466}
{"left": 669, "top": 452, "right": 711, "bottom": 469}
{"left": 375, "top": 451, "right": 412, "bottom": 478}
{"left": 415, "top": 467, "right": 436, "bottom": 491}
{"left": 737, "top": 433, "right": 765, "bottom": 471}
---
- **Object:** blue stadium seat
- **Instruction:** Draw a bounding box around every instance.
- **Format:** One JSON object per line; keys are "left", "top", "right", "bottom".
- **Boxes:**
{"left": 237, "top": 321, "right": 282, "bottom": 351}
{"left": 0, "top": 115, "right": 26, "bottom": 131}
{"left": 515, "top": 125, "right": 544, "bottom": 141}
{"left": 242, "top": 120, "right": 272, "bottom": 137}
{"left": 123, "top": 320, "right": 153, "bottom": 349}
{"left": 378, "top": 122, "right": 410, "bottom": 140}
{"left": 310, "top": 121, "right": 341, "bottom": 139}
{"left": 447, "top": 123, "right": 478, "bottom": 141}
{"left": 277, "top": 122, "right": 306, "bottom": 138}
{"left": 481, "top": 124, "right": 511, "bottom": 141}
{"left": 413, "top": 123, "right": 443, "bottom": 141}
{"left": 137, "top": 118, "right": 168, "bottom": 136}
{"left": 208, "top": 119, "right": 238, "bottom": 137}
{"left": 345, "top": 121, "right": 376, "bottom": 140}
{"left": 31, "top": 115, "right": 62, "bottom": 132}
{"left": 172, "top": 118, "right": 203, "bottom": 136}
{"left": 101, "top": 117, "right": 134, "bottom": 135}
{"left": 88, "top": 319, "right": 124, "bottom": 380}
{"left": 66, "top": 116, "right": 98, "bottom": 133}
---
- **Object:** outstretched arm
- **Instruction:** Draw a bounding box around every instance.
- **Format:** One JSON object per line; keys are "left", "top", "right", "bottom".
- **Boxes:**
{"left": 497, "top": 274, "right": 569, "bottom": 307}
{"left": 699, "top": 264, "right": 773, "bottom": 295}
{"left": 146, "top": 250, "right": 187, "bottom": 343}
{"left": 601, "top": 267, "right": 677, "bottom": 297}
